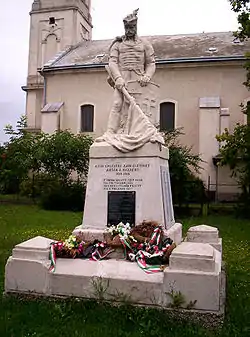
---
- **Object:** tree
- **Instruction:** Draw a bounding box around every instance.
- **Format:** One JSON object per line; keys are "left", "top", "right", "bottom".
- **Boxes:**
{"left": 0, "top": 116, "right": 42, "bottom": 193}
{"left": 216, "top": 2, "right": 250, "bottom": 216}
{"left": 229, "top": 1, "right": 250, "bottom": 88}
{"left": 0, "top": 117, "right": 93, "bottom": 201}
{"left": 37, "top": 130, "right": 93, "bottom": 182}
{"left": 164, "top": 129, "right": 205, "bottom": 207}
{"left": 229, "top": 1, "right": 250, "bottom": 41}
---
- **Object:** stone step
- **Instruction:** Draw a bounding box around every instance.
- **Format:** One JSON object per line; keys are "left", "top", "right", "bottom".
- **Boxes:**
{"left": 169, "top": 242, "right": 216, "bottom": 272}
{"left": 50, "top": 259, "right": 164, "bottom": 305}
{"left": 53, "top": 259, "right": 164, "bottom": 283}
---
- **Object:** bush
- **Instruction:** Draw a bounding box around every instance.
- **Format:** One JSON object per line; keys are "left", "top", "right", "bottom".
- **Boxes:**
{"left": 164, "top": 128, "right": 205, "bottom": 206}
{"left": 40, "top": 179, "right": 86, "bottom": 212}
{"left": 0, "top": 171, "right": 20, "bottom": 194}
{"left": 171, "top": 175, "right": 206, "bottom": 206}
{"left": 19, "top": 174, "right": 56, "bottom": 200}
{"left": 1, "top": 118, "right": 93, "bottom": 199}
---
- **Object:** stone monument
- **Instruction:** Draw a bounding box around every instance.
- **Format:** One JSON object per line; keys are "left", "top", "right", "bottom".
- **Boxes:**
{"left": 73, "top": 8, "right": 179, "bottom": 242}
{"left": 5, "top": 10, "right": 224, "bottom": 317}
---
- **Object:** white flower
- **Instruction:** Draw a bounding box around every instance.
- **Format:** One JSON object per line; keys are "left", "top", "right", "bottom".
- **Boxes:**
{"left": 125, "top": 223, "right": 131, "bottom": 229}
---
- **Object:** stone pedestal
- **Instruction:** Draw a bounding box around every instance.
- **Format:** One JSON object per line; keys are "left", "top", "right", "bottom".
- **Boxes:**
{"left": 164, "top": 240, "right": 222, "bottom": 311}
{"left": 170, "top": 242, "right": 216, "bottom": 272}
{"left": 5, "top": 236, "right": 54, "bottom": 294}
{"left": 186, "top": 225, "right": 222, "bottom": 252}
{"left": 74, "top": 142, "right": 175, "bottom": 240}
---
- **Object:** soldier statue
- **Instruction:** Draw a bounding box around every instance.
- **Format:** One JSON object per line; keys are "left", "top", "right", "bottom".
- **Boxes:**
{"left": 96, "top": 9, "right": 164, "bottom": 152}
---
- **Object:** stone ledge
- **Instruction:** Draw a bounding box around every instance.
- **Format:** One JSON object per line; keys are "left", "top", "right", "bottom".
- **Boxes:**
{"left": 89, "top": 142, "right": 169, "bottom": 160}
{"left": 169, "top": 242, "right": 216, "bottom": 272}
{"left": 164, "top": 223, "right": 182, "bottom": 245}
{"left": 73, "top": 223, "right": 182, "bottom": 246}
{"left": 187, "top": 225, "right": 219, "bottom": 243}
{"left": 12, "top": 236, "right": 54, "bottom": 260}
{"left": 72, "top": 227, "right": 105, "bottom": 241}
{"left": 186, "top": 225, "right": 222, "bottom": 252}
{"left": 5, "top": 257, "right": 50, "bottom": 294}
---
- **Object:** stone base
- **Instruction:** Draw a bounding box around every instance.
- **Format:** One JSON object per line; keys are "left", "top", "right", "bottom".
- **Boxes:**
{"left": 186, "top": 225, "right": 222, "bottom": 253}
{"left": 5, "top": 230, "right": 224, "bottom": 313}
{"left": 73, "top": 222, "right": 183, "bottom": 247}
{"left": 72, "top": 227, "right": 105, "bottom": 242}
{"left": 165, "top": 222, "right": 182, "bottom": 245}
{"left": 82, "top": 142, "right": 175, "bottom": 231}
{"left": 5, "top": 257, "right": 224, "bottom": 313}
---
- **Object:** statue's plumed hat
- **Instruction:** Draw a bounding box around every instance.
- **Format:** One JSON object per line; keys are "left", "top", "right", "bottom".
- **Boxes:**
{"left": 123, "top": 8, "right": 139, "bottom": 24}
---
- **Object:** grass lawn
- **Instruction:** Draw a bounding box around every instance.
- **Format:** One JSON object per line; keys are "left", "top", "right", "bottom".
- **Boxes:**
{"left": 0, "top": 204, "right": 249, "bottom": 337}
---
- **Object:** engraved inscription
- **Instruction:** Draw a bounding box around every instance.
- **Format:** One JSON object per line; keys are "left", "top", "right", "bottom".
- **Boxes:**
{"left": 94, "top": 161, "right": 150, "bottom": 191}
{"left": 104, "top": 178, "right": 143, "bottom": 191}
{"left": 94, "top": 163, "right": 150, "bottom": 176}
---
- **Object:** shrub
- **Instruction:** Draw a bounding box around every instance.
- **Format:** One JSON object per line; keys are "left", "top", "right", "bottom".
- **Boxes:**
{"left": 164, "top": 128, "right": 205, "bottom": 206}
{"left": 40, "top": 179, "right": 86, "bottom": 212}
{"left": 19, "top": 174, "right": 57, "bottom": 200}
{"left": 1, "top": 118, "right": 93, "bottom": 198}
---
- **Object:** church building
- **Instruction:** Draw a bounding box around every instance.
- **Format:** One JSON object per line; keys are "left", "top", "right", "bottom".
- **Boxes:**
{"left": 23, "top": 0, "right": 250, "bottom": 200}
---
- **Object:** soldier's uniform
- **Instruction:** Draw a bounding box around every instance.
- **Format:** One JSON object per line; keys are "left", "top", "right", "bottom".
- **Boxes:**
{"left": 109, "top": 37, "right": 155, "bottom": 84}
{"left": 107, "top": 36, "right": 156, "bottom": 134}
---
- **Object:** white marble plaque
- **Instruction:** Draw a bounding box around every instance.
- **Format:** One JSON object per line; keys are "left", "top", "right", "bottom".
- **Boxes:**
{"left": 199, "top": 97, "right": 220, "bottom": 108}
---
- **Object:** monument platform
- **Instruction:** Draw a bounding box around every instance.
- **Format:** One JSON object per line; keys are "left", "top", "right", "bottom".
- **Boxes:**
{"left": 5, "top": 225, "right": 225, "bottom": 314}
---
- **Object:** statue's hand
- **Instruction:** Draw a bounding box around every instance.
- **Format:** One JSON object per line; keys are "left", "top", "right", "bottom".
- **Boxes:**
{"left": 115, "top": 77, "right": 125, "bottom": 90}
{"left": 139, "top": 75, "right": 151, "bottom": 87}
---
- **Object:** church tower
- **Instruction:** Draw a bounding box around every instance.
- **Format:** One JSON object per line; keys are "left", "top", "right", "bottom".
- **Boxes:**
{"left": 23, "top": 0, "right": 92, "bottom": 131}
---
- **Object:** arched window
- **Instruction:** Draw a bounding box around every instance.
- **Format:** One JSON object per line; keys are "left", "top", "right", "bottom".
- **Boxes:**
{"left": 160, "top": 102, "right": 175, "bottom": 131}
{"left": 80, "top": 104, "right": 94, "bottom": 132}
{"left": 44, "top": 34, "right": 58, "bottom": 64}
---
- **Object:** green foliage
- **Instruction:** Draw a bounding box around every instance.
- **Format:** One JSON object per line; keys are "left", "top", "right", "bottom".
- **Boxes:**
{"left": 217, "top": 124, "right": 250, "bottom": 216}
{"left": 19, "top": 173, "right": 54, "bottom": 199}
{"left": 243, "top": 53, "right": 250, "bottom": 89}
{"left": 166, "top": 288, "right": 197, "bottom": 310}
{"left": 229, "top": 0, "right": 250, "bottom": 40}
{"left": 0, "top": 117, "right": 93, "bottom": 209}
{"left": 163, "top": 129, "right": 205, "bottom": 206}
{"left": 166, "top": 289, "right": 186, "bottom": 309}
{"left": 229, "top": 1, "right": 250, "bottom": 90}
{"left": 91, "top": 277, "right": 110, "bottom": 301}
{"left": 0, "top": 117, "right": 43, "bottom": 193}
{"left": 39, "top": 178, "right": 86, "bottom": 211}
{"left": 109, "top": 290, "right": 132, "bottom": 304}
{"left": 217, "top": 2, "right": 250, "bottom": 215}
{"left": 37, "top": 130, "right": 93, "bottom": 181}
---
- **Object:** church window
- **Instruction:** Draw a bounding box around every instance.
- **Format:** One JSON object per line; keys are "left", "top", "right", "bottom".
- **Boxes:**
{"left": 81, "top": 104, "right": 94, "bottom": 132}
{"left": 49, "top": 17, "right": 56, "bottom": 25}
{"left": 160, "top": 102, "right": 175, "bottom": 131}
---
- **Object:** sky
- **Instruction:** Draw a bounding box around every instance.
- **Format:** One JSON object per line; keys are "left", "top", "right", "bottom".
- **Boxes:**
{"left": 0, "top": 0, "right": 239, "bottom": 143}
